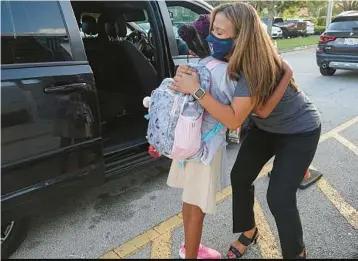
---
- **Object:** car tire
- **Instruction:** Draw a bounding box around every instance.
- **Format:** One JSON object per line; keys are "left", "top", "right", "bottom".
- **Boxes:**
{"left": 320, "top": 67, "right": 336, "bottom": 76}
{"left": 282, "top": 30, "right": 289, "bottom": 39}
{"left": 1, "top": 218, "right": 30, "bottom": 259}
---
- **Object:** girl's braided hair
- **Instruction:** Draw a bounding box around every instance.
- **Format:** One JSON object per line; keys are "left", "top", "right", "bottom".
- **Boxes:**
{"left": 177, "top": 15, "right": 211, "bottom": 59}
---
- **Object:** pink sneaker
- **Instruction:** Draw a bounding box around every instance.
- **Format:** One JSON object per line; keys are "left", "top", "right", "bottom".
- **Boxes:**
{"left": 179, "top": 242, "right": 221, "bottom": 259}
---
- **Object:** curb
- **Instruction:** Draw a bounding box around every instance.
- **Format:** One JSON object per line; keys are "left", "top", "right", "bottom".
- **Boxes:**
{"left": 279, "top": 44, "right": 316, "bottom": 53}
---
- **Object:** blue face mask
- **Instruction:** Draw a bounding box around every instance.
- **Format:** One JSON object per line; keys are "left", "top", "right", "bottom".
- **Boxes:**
{"left": 205, "top": 34, "right": 234, "bottom": 59}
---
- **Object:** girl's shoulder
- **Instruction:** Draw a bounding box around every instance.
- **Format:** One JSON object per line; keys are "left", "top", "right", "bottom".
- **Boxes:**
{"left": 210, "top": 60, "right": 228, "bottom": 80}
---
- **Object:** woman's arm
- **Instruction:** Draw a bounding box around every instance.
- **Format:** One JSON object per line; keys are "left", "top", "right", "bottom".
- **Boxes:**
{"left": 171, "top": 72, "right": 254, "bottom": 130}
{"left": 194, "top": 92, "right": 253, "bottom": 130}
{"left": 253, "top": 59, "right": 293, "bottom": 118}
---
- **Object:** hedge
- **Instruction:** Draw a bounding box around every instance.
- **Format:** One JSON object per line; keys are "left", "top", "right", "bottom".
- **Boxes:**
{"left": 314, "top": 25, "right": 326, "bottom": 35}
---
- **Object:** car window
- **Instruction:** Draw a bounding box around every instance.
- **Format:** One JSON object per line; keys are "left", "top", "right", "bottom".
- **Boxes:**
{"left": 1, "top": 1, "right": 73, "bottom": 65}
{"left": 166, "top": 6, "right": 200, "bottom": 55}
{"left": 135, "top": 22, "right": 150, "bottom": 33}
{"left": 130, "top": 10, "right": 150, "bottom": 35}
{"left": 168, "top": 6, "right": 199, "bottom": 25}
{"left": 329, "top": 19, "right": 358, "bottom": 31}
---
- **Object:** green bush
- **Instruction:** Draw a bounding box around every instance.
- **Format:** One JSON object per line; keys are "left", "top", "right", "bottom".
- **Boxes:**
{"left": 317, "top": 16, "right": 326, "bottom": 26}
{"left": 306, "top": 17, "right": 318, "bottom": 25}
{"left": 315, "top": 25, "right": 326, "bottom": 35}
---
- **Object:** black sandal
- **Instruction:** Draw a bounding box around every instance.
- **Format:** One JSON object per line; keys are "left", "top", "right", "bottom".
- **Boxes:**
{"left": 227, "top": 228, "right": 259, "bottom": 259}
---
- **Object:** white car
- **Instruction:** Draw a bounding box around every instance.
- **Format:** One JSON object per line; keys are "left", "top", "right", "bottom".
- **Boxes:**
{"left": 271, "top": 25, "right": 283, "bottom": 38}
{"left": 261, "top": 22, "right": 283, "bottom": 39}
{"left": 304, "top": 20, "right": 315, "bottom": 35}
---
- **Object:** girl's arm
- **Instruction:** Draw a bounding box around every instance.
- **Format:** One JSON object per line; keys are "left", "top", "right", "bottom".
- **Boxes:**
{"left": 253, "top": 59, "right": 293, "bottom": 118}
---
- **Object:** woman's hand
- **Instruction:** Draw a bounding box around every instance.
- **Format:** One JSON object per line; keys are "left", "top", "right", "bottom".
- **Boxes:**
{"left": 175, "top": 65, "right": 196, "bottom": 78}
{"left": 171, "top": 66, "right": 200, "bottom": 95}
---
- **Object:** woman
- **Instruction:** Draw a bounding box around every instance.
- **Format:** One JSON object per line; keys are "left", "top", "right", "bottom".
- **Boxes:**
{"left": 168, "top": 15, "right": 293, "bottom": 259}
{"left": 172, "top": 3, "right": 321, "bottom": 259}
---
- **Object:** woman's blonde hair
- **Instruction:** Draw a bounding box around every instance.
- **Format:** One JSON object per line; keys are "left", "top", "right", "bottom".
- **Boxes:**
{"left": 210, "top": 2, "right": 296, "bottom": 108}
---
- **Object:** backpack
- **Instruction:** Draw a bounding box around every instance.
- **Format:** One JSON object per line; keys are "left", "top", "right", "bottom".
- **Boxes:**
{"left": 145, "top": 60, "right": 222, "bottom": 160}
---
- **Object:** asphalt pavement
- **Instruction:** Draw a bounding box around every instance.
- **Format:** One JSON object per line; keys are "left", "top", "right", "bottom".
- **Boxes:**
{"left": 11, "top": 48, "right": 358, "bottom": 259}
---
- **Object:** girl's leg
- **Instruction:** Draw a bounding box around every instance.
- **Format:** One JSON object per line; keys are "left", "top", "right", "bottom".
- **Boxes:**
{"left": 267, "top": 126, "right": 321, "bottom": 258}
{"left": 179, "top": 148, "right": 222, "bottom": 259}
{"left": 182, "top": 202, "right": 205, "bottom": 259}
{"left": 228, "top": 127, "right": 275, "bottom": 258}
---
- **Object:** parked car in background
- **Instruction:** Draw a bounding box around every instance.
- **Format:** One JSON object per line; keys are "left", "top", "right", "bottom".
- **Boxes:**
{"left": 316, "top": 10, "right": 358, "bottom": 76}
{"left": 273, "top": 17, "right": 307, "bottom": 38}
{"left": 261, "top": 22, "right": 283, "bottom": 39}
{"left": 304, "top": 19, "right": 315, "bottom": 36}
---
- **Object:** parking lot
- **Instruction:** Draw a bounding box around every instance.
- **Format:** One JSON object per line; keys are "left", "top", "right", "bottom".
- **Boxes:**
{"left": 11, "top": 49, "right": 358, "bottom": 259}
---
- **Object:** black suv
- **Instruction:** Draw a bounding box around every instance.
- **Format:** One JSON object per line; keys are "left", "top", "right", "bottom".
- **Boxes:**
{"left": 1, "top": 0, "right": 213, "bottom": 258}
{"left": 316, "top": 11, "right": 358, "bottom": 76}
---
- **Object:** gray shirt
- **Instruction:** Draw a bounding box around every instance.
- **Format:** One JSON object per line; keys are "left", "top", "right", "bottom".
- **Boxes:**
{"left": 234, "top": 74, "right": 321, "bottom": 134}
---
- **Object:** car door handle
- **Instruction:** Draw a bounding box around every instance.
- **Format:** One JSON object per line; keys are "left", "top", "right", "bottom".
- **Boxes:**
{"left": 44, "top": 83, "right": 87, "bottom": 94}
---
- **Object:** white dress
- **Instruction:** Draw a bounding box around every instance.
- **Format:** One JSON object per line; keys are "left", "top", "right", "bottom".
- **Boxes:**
{"left": 167, "top": 148, "right": 223, "bottom": 214}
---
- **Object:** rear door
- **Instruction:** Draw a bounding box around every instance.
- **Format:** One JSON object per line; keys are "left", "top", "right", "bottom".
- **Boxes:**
{"left": 304, "top": 20, "right": 315, "bottom": 34}
{"left": 323, "top": 15, "right": 358, "bottom": 57}
{"left": 1, "top": 1, "right": 104, "bottom": 217}
{"left": 287, "top": 19, "right": 306, "bottom": 33}
{"left": 158, "top": 0, "right": 212, "bottom": 67}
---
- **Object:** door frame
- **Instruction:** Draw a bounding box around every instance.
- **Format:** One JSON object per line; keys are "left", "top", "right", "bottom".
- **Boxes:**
{"left": 158, "top": 0, "right": 212, "bottom": 67}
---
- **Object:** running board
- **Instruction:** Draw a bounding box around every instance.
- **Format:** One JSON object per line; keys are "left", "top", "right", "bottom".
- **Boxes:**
{"left": 104, "top": 144, "right": 158, "bottom": 180}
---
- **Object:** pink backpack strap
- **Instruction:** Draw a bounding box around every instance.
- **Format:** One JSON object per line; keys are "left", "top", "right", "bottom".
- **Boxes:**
{"left": 206, "top": 59, "right": 223, "bottom": 71}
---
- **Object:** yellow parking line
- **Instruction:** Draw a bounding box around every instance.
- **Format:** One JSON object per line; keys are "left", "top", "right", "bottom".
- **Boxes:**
{"left": 319, "top": 116, "right": 358, "bottom": 143}
{"left": 310, "top": 165, "right": 358, "bottom": 230}
{"left": 100, "top": 251, "right": 120, "bottom": 259}
{"left": 99, "top": 116, "right": 358, "bottom": 259}
{"left": 112, "top": 229, "right": 160, "bottom": 258}
{"left": 317, "top": 177, "right": 358, "bottom": 230}
{"left": 333, "top": 133, "right": 358, "bottom": 156}
{"left": 257, "top": 116, "right": 358, "bottom": 179}
{"left": 254, "top": 198, "right": 282, "bottom": 259}
{"left": 153, "top": 215, "right": 182, "bottom": 235}
{"left": 106, "top": 187, "right": 232, "bottom": 259}
{"left": 151, "top": 232, "right": 172, "bottom": 259}
{"left": 215, "top": 186, "right": 280, "bottom": 258}
{"left": 257, "top": 163, "right": 274, "bottom": 179}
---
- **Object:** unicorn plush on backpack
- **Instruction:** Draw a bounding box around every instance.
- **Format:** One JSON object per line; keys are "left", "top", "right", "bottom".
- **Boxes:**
{"left": 143, "top": 60, "right": 223, "bottom": 161}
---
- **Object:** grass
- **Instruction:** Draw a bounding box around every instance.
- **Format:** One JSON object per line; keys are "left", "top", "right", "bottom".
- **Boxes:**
{"left": 315, "top": 25, "right": 326, "bottom": 35}
{"left": 275, "top": 35, "right": 320, "bottom": 51}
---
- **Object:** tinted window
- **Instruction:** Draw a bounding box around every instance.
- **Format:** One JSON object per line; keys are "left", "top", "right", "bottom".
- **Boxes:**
{"left": 329, "top": 21, "right": 358, "bottom": 31}
{"left": 1, "top": 1, "right": 15, "bottom": 64}
{"left": 1, "top": 1, "right": 73, "bottom": 65}
{"left": 168, "top": 6, "right": 199, "bottom": 25}
{"left": 166, "top": 5, "right": 200, "bottom": 55}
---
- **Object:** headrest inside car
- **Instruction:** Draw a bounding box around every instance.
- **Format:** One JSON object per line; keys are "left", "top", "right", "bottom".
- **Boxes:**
{"left": 81, "top": 15, "right": 98, "bottom": 35}
{"left": 115, "top": 15, "right": 127, "bottom": 37}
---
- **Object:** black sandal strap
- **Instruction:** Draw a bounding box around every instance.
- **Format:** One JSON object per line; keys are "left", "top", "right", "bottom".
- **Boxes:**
{"left": 228, "top": 245, "right": 242, "bottom": 259}
{"left": 238, "top": 228, "right": 258, "bottom": 247}
{"left": 238, "top": 233, "right": 252, "bottom": 247}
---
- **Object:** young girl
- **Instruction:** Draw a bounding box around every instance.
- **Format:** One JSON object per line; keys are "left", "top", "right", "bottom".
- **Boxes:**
{"left": 167, "top": 14, "right": 293, "bottom": 259}
{"left": 173, "top": 3, "right": 321, "bottom": 259}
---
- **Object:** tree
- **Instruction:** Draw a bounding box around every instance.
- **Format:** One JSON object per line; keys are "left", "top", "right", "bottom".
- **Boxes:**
{"left": 306, "top": 1, "right": 328, "bottom": 18}
{"left": 206, "top": 1, "right": 236, "bottom": 8}
{"left": 247, "top": 1, "right": 308, "bottom": 17}
{"left": 281, "top": 5, "right": 301, "bottom": 19}
{"left": 275, "top": 1, "right": 307, "bottom": 15}
{"left": 335, "top": 0, "right": 358, "bottom": 11}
